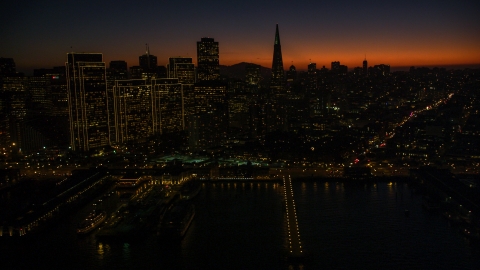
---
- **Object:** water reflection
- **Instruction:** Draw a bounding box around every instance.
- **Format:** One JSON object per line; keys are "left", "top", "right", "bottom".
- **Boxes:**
{"left": 123, "top": 242, "right": 131, "bottom": 261}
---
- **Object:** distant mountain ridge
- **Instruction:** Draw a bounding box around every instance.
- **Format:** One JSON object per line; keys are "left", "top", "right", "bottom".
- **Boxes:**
{"left": 219, "top": 62, "right": 271, "bottom": 80}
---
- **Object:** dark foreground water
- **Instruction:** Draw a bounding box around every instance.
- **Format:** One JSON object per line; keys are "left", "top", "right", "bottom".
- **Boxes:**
{"left": 2, "top": 181, "right": 480, "bottom": 269}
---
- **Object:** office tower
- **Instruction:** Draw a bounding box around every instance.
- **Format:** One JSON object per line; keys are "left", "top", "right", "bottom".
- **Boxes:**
{"left": 0, "top": 58, "right": 16, "bottom": 77}
{"left": 66, "top": 53, "right": 109, "bottom": 152}
{"left": 1, "top": 76, "right": 27, "bottom": 154}
{"left": 152, "top": 78, "right": 184, "bottom": 134}
{"left": 245, "top": 64, "right": 262, "bottom": 86}
{"left": 307, "top": 62, "right": 317, "bottom": 93}
{"left": 26, "top": 76, "right": 50, "bottom": 115}
{"left": 189, "top": 81, "right": 227, "bottom": 151}
{"left": 129, "top": 66, "right": 143, "bottom": 79}
{"left": 109, "top": 60, "right": 128, "bottom": 80}
{"left": 286, "top": 65, "right": 297, "bottom": 82}
{"left": 196, "top": 38, "right": 219, "bottom": 81}
{"left": 166, "top": 57, "right": 195, "bottom": 130}
{"left": 331, "top": 61, "right": 340, "bottom": 72}
{"left": 113, "top": 79, "right": 153, "bottom": 143}
{"left": 270, "top": 24, "right": 284, "bottom": 89}
{"left": 168, "top": 57, "right": 196, "bottom": 84}
{"left": 135, "top": 45, "right": 158, "bottom": 81}
{"left": 139, "top": 44, "right": 157, "bottom": 70}
{"left": 373, "top": 64, "right": 390, "bottom": 76}
{"left": 331, "top": 61, "right": 348, "bottom": 75}
{"left": 363, "top": 56, "right": 368, "bottom": 76}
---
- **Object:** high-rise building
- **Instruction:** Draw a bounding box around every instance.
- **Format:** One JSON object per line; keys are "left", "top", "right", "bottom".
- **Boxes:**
{"left": 270, "top": 24, "right": 284, "bottom": 89}
{"left": 189, "top": 81, "right": 227, "bottom": 151}
{"left": 373, "top": 64, "right": 390, "bottom": 76}
{"left": 331, "top": 61, "right": 348, "bottom": 75}
{"left": 152, "top": 78, "right": 185, "bottom": 134}
{"left": 113, "top": 79, "right": 153, "bottom": 144}
{"left": 168, "top": 57, "right": 196, "bottom": 84}
{"left": 66, "top": 53, "right": 109, "bottom": 152}
{"left": 109, "top": 60, "right": 128, "bottom": 80}
{"left": 245, "top": 64, "right": 262, "bottom": 86}
{"left": 363, "top": 56, "right": 368, "bottom": 76}
{"left": 268, "top": 24, "right": 286, "bottom": 132}
{"left": 0, "top": 58, "right": 16, "bottom": 77}
{"left": 331, "top": 61, "right": 340, "bottom": 71}
{"left": 139, "top": 44, "right": 157, "bottom": 70}
{"left": 307, "top": 62, "right": 317, "bottom": 93}
{"left": 286, "top": 65, "right": 297, "bottom": 82}
{"left": 196, "top": 38, "right": 219, "bottom": 81}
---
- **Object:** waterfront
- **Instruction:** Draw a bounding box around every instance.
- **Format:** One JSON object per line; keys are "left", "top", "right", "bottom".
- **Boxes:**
{"left": 1, "top": 180, "right": 480, "bottom": 269}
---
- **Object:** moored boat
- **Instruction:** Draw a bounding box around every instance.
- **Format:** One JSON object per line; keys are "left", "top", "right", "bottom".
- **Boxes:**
{"left": 77, "top": 210, "right": 107, "bottom": 234}
{"left": 159, "top": 202, "right": 195, "bottom": 238}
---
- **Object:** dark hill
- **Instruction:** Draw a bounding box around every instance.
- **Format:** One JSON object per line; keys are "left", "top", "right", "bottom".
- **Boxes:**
{"left": 219, "top": 62, "right": 271, "bottom": 80}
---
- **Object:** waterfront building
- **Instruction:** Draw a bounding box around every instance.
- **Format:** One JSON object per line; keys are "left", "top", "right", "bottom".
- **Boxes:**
{"left": 66, "top": 53, "right": 109, "bottom": 152}
{"left": 112, "top": 79, "right": 153, "bottom": 143}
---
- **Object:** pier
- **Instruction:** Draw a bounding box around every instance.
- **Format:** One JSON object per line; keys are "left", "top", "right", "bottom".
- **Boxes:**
{"left": 283, "top": 175, "right": 304, "bottom": 259}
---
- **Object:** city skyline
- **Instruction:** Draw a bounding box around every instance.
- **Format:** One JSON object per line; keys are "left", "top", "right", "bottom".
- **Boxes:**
{"left": 2, "top": 0, "right": 480, "bottom": 74}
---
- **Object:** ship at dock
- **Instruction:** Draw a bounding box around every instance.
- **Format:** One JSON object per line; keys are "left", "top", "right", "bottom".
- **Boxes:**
{"left": 0, "top": 169, "right": 111, "bottom": 238}
{"left": 77, "top": 210, "right": 106, "bottom": 234}
{"left": 96, "top": 185, "right": 165, "bottom": 241}
{"left": 159, "top": 201, "right": 195, "bottom": 239}
{"left": 179, "top": 179, "right": 202, "bottom": 200}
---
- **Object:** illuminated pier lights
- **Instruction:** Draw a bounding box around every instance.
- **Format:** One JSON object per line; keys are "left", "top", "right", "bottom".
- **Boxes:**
{"left": 283, "top": 175, "right": 304, "bottom": 259}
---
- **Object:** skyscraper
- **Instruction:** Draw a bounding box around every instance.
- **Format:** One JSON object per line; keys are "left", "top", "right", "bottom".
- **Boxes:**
{"left": 268, "top": 24, "right": 286, "bottom": 132}
{"left": 307, "top": 62, "right": 317, "bottom": 93}
{"left": 196, "top": 38, "right": 219, "bottom": 81}
{"left": 270, "top": 24, "right": 284, "bottom": 89}
{"left": 189, "top": 81, "right": 227, "bottom": 151}
{"left": 139, "top": 44, "right": 157, "bottom": 70}
{"left": 113, "top": 79, "right": 153, "bottom": 143}
{"left": 363, "top": 56, "right": 368, "bottom": 76}
{"left": 0, "top": 58, "right": 16, "bottom": 77}
{"left": 168, "top": 57, "right": 196, "bottom": 84}
{"left": 66, "top": 53, "right": 109, "bottom": 152}
{"left": 152, "top": 78, "right": 185, "bottom": 134}
{"left": 109, "top": 60, "right": 128, "bottom": 80}
{"left": 286, "top": 65, "right": 297, "bottom": 82}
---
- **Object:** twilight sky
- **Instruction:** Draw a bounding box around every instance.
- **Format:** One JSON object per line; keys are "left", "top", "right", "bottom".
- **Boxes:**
{"left": 2, "top": 0, "right": 480, "bottom": 74}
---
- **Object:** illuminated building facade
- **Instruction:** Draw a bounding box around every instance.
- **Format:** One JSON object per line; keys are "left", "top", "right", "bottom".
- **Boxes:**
{"left": 66, "top": 53, "right": 109, "bottom": 152}
{"left": 152, "top": 78, "right": 184, "bottom": 134}
{"left": 245, "top": 64, "right": 262, "bottom": 86}
{"left": 113, "top": 79, "right": 153, "bottom": 143}
{"left": 197, "top": 38, "right": 219, "bottom": 81}
{"left": 189, "top": 81, "right": 227, "bottom": 151}
{"left": 167, "top": 57, "right": 196, "bottom": 84}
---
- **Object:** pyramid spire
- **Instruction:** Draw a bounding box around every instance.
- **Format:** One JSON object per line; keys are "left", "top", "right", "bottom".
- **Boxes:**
{"left": 271, "top": 24, "right": 284, "bottom": 87}
{"left": 275, "top": 24, "right": 281, "bottom": 45}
